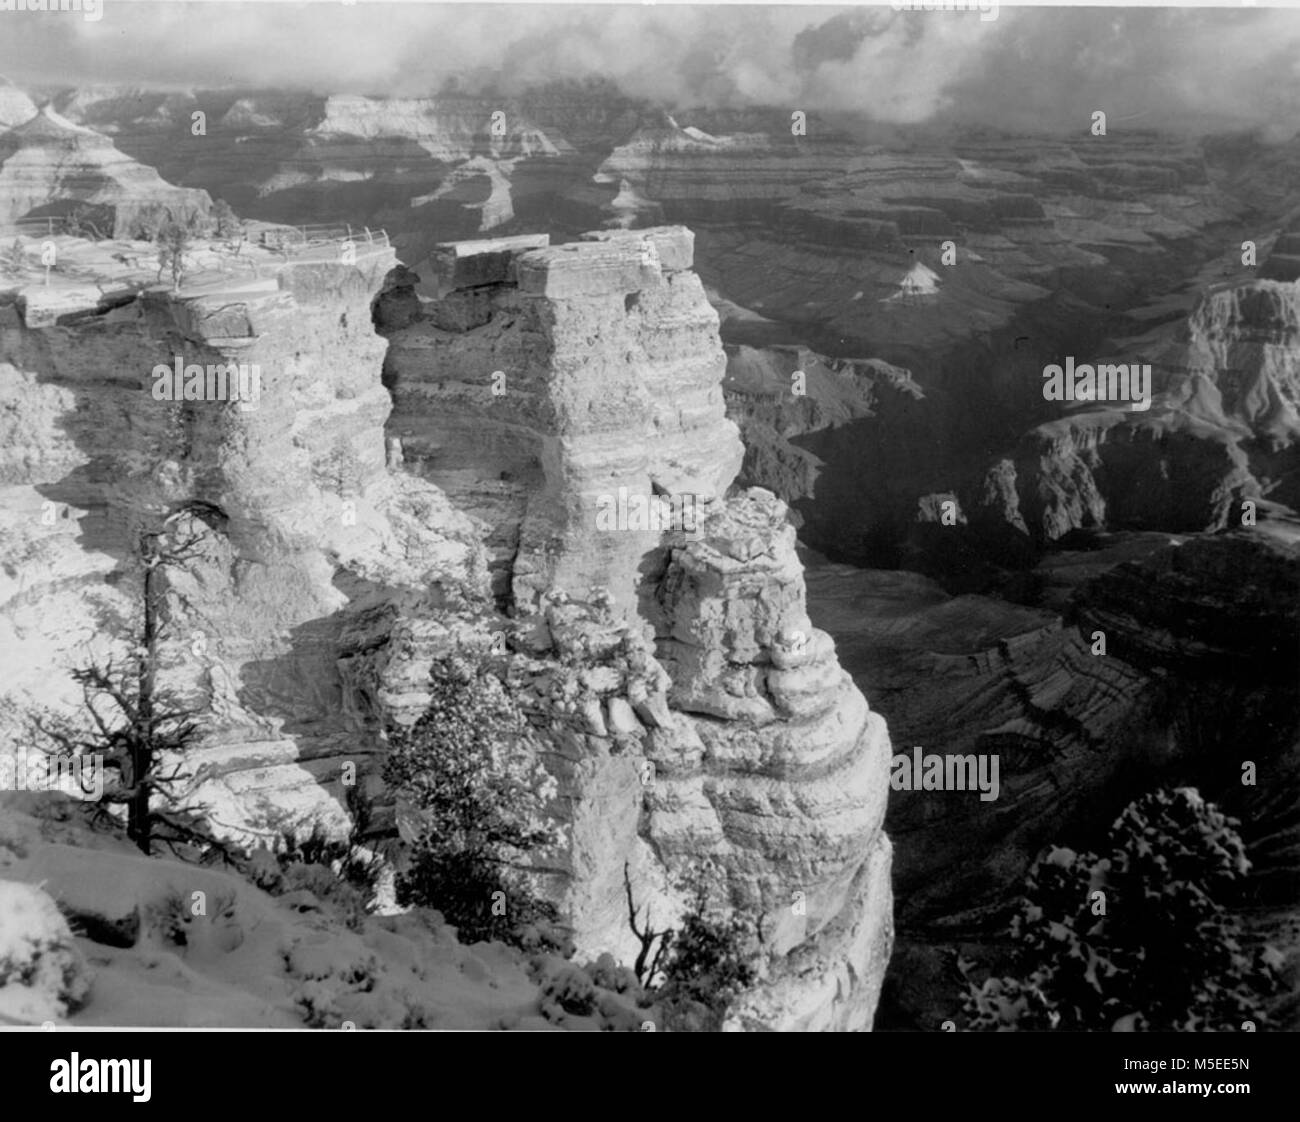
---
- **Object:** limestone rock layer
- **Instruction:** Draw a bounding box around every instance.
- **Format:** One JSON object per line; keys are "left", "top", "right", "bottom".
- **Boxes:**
{"left": 380, "top": 227, "right": 894, "bottom": 1030}
{"left": 382, "top": 225, "right": 744, "bottom": 614}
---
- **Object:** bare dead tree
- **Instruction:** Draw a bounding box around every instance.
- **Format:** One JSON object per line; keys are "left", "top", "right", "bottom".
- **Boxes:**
{"left": 211, "top": 199, "right": 243, "bottom": 241}
{"left": 624, "top": 861, "right": 674, "bottom": 988}
{"left": 3, "top": 238, "right": 23, "bottom": 276}
{"left": 155, "top": 221, "right": 192, "bottom": 293}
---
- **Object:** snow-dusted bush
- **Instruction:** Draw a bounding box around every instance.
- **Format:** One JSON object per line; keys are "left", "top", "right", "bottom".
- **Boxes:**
{"left": 385, "top": 656, "right": 561, "bottom": 947}
{"left": 586, "top": 951, "right": 641, "bottom": 996}
{"left": 540, "top": 962, "right": 597, "bottom": 1017}
{"left": 0, "top": 881, "right": 90, "bottom": 1023}
{"left": 962, "top": 788, "right": 1280, "bottom": 1031}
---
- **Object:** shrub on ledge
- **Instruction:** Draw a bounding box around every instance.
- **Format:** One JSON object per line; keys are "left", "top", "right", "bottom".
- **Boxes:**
{"left": 384, "top": 656, "right": 562, "bottom": 949}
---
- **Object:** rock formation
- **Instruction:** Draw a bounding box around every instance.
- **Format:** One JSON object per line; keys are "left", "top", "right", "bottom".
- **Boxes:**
{"left": 1, "top": 228, "right": 485, "bottom": 846}
{"left": 0, "top": 106, "right": 211, "bottom": 236}
{"left": 382, "top": 226, "right": 741, "bottom": 613}
{"left": 0, "top": 78, "right": 37, "bottom": 131}
{"left": 377, "top": 226, "right": 895, "bottom": 1029}
{"left": 802, "top": 520, "right": 1299, "bottom": 1029}
{"left": 722, "top": 342, "right": 923, "bottom": 513}
{"left": 977, "top": 276, "right": 1300, "bottom": 545}
{"left": 1, "top": 219, "right": 894, "bottom": 1030}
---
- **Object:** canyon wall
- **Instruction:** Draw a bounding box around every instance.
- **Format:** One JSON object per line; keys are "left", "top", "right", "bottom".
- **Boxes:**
{"left": 38, "top": 88, "right": 1299, "bottom": 583}
{"left": 1, "top": 233, "right": 487, "bottom": 843}
{"left": 0, "top": 106, "right": 211, "bottom": 235}
{"left": 0, "top": 223, "right": 894, "bottom": 1030}
{"left": 804, "top": 521, "right": 1300, "bottom": 1029}
{"left": 378, "top": 227, "right": 894, "bottom": 1030}
{"left": 975, "top": 276, "right": 1300, "bottom": 545}
{"left": 379, "top": 226, "right": 742, "bottom": 614}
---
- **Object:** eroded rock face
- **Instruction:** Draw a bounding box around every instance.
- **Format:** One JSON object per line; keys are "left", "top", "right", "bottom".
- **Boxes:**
{"left": 0, "top": 233, "right": 487, "bottom": 844}
{"left": 1, "top": 222, "right": 893, "bottom": 1030}
{"left": 977, "top": 278, "right": 1300, "bottom": 544}
{"left": 722, "top": 343, "right": 924, "bottom": 515}
{"left": 0, "top": 107, "right": 211, "bottom": 236}
{"left": 382, "top": 226, "right": 744, "bottom": 615}
{"left": 648, "top": 490, "right": 894, "bottom": 1030}
{"left": 377, "top": 228, "right": 894, "bottom": 1029}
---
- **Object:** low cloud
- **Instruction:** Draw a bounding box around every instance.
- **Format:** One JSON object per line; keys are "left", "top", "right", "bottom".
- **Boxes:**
{"left": 0, "top": 2, "right": 1295, "bottom": 136}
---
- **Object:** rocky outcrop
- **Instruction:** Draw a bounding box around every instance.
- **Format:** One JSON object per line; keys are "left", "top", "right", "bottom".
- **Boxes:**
{"left": 381, "top": 226, "right": 743, "bottom": 614}
{"left": 34, "top": 83, "right": 1298, "bottom": 584}
{"left": 0, "top": 78, "right": 37, "bottom": 131}
{"left": 49, "top": 83, "right": 1260, "bottom": 364}
{"left": 375, "top": 227, "right": 894, "bottom": 1029}
{"left": 1180, "top": 280, "right": 1300, "bottom": 443}
{"left": 589, "top": 114, "right": 829, "bottom": 229}
{"left": 0, "top": 106, "right": 211, "bottom": 236}
{"left": 976, "top": 278, "right": 1300, "bottom": 544}
{"left": 648, "top": 490, "right": 893, "bottom": 1030}
{"left": 307, "top": 95, "right": 570, "bottom": 163}
{"left": 1, "top": 220, "right": 894, "bottom": 1030}
{"left": 0, "top": 229, "right": 485, "bottom": 845}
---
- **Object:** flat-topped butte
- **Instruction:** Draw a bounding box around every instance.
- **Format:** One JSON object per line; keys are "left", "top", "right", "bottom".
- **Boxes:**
{"left": 428, "top": 226, "right": 696, "bottom": 299}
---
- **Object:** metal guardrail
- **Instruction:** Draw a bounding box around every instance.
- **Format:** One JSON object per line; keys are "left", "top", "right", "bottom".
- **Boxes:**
{"left": 0, "top": 219, "right": 393, "bottom": 293}
{"left": 0, "top": 217, "right": 390, "bottom": 252}
{"left": 258, "top": 225, "right": 391, "bottom": 252}
{"left": 186, "top": 225, "right": 393, "bottom": 286}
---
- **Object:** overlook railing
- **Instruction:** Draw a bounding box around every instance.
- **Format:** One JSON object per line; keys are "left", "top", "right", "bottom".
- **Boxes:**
{"left": 1, "top": 219, "right": 393, "bottom": 294}
{"left": 258, "top": 224, "right": 391, "bottom": 252}
{"left": 0, "top": 217, "right": 390, "bottom": 253}
{"left": 0, "top": 216, "right": 72, "bottom": 238}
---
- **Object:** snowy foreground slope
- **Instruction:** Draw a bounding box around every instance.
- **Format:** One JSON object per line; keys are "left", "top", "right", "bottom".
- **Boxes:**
{"left": 0, "top": 792, "right": 653, "bottom": 1031}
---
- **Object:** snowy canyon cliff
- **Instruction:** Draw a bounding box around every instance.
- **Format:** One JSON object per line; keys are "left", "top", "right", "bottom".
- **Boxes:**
{"left": 0, "top": 224, "right": 893, "bottom": 1030}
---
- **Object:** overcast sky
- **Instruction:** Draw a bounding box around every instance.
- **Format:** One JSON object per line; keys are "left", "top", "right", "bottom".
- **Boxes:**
{"left": 1, "top": 2, "right": 1296, "bottom": 136}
